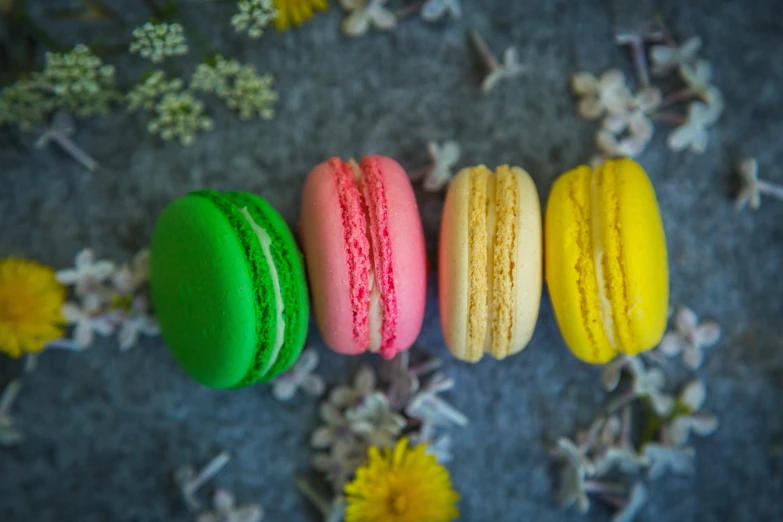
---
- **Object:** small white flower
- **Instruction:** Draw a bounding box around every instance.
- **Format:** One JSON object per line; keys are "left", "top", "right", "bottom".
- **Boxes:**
{"left": 679, "top": 59, "right": 723, "bottom": 111}
{"left": 643, "top": 442, "right": 695, "bottom": 480}
{"left": 650, "top": 36, "right": 702, "bottom": 76}
{"left": 421, "top": 0, "right": 461, "bottom": 21}
{"left": 345, "top": 392, "right": 405, "bottom": 447}
{"left": 117, "top": 296, "right": 160, "bottom": 351}
{"left": 329, "top": 364, "right": 376, "bottom": 408}
{"left": 340, "top": 0, "right": 397, "bottom": 38}
{"left": 406, "top": 373, "right": 468, "bottom": 427}
{"left": 173, "top": 452, "right": 231, "bottom": 510}
{"left": 734, "top": 157, "right": 783, "bottom": 210}
{"left": 596, "top": 111, "right": 654, "bottom": 159}
{"left": 271, "top": 348, "right": 325, "bottom": 400}
{"left": 552, "top": 437, "right": 594, "bottom": 513}
{"left": 481, "top": 47, "right": 525, "bottom": 94}
{"left": 310, "top": 401, "right": 356, "bottom": 452}
{"left": 667, "top": 101, "right": 720, "bottom": 154}
{"left": 664, "top": 380, "right": 719, "bottom": 446}
{"left": 196, "top": 489, "right": 264, "bottom": 522}
{"left": 611, "top": 482, "right": 648, "bottom": 522}
{"left": 312, "top": 440, "right": 367, "bottom": 490}
{"left": 56, "top": 248, "right": 115, "bottom": 298}
{"left": 571, "top": 70, "right": 633, "bottom": 120}
{"left": 658, "top": 307, "right": 721, "bottom": 369}
{"left": 61, "top": 301, "right": 115, "bottom": 350}
{"left": 0, "top": 379, "right": 23, "bottom": 447}
{"left": 410, "top": 141, "right": 461, "bottom": 192}
{"left": 414, "top": 422, "right": 453, "bottom": 463}
{"left": 111, "top": 248, "right": 150, "bottom": 295}
{"left": 627, "top": 357, "right": 673, "bottom": 416}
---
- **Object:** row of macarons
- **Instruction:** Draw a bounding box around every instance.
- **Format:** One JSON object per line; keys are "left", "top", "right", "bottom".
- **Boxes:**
{"left": 150, "top": 155, "right": 668, "bottom": 389}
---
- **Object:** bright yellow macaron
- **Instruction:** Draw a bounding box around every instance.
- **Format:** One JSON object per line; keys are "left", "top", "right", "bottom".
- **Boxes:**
{"left": 545, "top": 158, "right": 669, "bottom": 364}
{"left": 439, "top": 165, "right": 542, "bottom": 362}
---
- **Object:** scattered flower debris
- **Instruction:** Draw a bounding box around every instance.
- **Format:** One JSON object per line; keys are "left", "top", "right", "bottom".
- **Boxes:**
{"left": 174, "top": 451, "right": 231, "bottom": 510}
{"left": 339, "top": 0, "right": 397, "bottom": 38}
{"left": 553, "top": 305, "right": 721, "bottom": 521}
{"left": 129, "top": 22, "right": 189, "bottom": 64}
{"left": 735, "top": 158, "right": 783, "bottom": 210}
{"left": 197, "top": 488, "right": 264, "bottom": 522}
{"left": 272, "top": 348, "right": 326, "bottom": 400}
{"left": 658, "top": 307, "right": 720, "bottom": 370}
{"left": 54, "top": 248, "right": 160, "bottom": 352}
{"left": 231, "top": 0, "right": 278, "bottom": 39}
{"left": 410, "top": 140, "right": 461, "bottom": 192}
{"left": 470, "top": 29, "right": 525, "bottom": 94}
{"left": 302, "top": 351, "right": 465, "bottom": 518}
{"left": 0, "top": 379, "right": 23, "bottom": 447}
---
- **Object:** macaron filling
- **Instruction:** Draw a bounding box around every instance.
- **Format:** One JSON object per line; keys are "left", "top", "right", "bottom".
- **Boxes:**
{"left": 240, "top": 207, "right": 286, "bottom": 375}
{"left": 331, "top": 157, "right": 398, "bottom": 358}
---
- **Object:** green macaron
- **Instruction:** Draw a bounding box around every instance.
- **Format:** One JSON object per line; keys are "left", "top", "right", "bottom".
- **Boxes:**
{"left": 150, "top": 190, "right": 309, "bottom": 389}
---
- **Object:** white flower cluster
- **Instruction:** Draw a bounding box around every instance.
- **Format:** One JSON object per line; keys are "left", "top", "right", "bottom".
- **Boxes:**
{"left": 129, "top": 22, "right": 188, "bottom": 64}
{"left": 127, "top": 71, "right": 185, "bottom": 112}
{"left": 300, "top": 352, "right": 466, "bottom": 517}
{"left": 571, "top": 32, "right": 724, "bottom": 161}
{"left": 0, "top": 44, "right": 119, "bottom": 129}
{"left": 554, "top": 306, "right": 721, "bottom": 522}
{"left": 148, "top": 91, "right": 214, "bottom": 146}
{"left": 52, "top": 248, "right": 159, "bottom": 352}
{"left": 231, "top": 0, "right": 278, "bottom": 39}
{"left": 191, "top": 56, "right": 278, "bottom": 120}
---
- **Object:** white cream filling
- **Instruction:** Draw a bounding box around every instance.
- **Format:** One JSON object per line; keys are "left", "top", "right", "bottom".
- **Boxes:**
{"left": 240, "top": 207, "right": 285, "bottom": 372}
{"left": 589, "top": 171, "right": 617, "bottom": 350}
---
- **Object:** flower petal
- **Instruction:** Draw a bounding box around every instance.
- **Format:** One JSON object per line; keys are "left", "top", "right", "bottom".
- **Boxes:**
{"left": 667, "top": 123, "right": 696, "bottom": 152}
{"left": 658, "top": 332, "right": 684, "bottom": 356}
{"left": 571, "top": 72, "right": 599, "bottom": 95}
{"left": 578, "top": 97, "right": 603, "bottom": 120}
{"left": 61, "top": 303, "right": 85, "bottom": 323}
{"left": 74, "top": 320, "right": 94, "bottom": 348}
{"left": 75, "top": 249, "right": 94, "bottom": 271}
{"left": 420, "top": 0, "right": 446, "bottom": 22}
{"left": 311, "top": 426, "right": 336, "bottom": 448}
{"left": 89, "top": 260, "right": 115, "bottom": 282}
{"left": 682, "top": 345, "right": 704, "bottom": 370}
{"left": 676, "top": 307, "right": 699, "bottom": 335}
{"left": 272, "top": 378, "right": 297, "bottom": 401}
{"left": 342, "top": 11, "right": 370, "bottom": 37}
{"left": 370, "top": 7, "right": 397, "bottom": 31}
{"left": 213, "top": 488, "right": 235, "bottom": 511}
{"left": 301, "top": 375, "right": 326, "bottom": 396}
{"left": 689, "top": 413, "right": 719, "bottom": 436}
{"left": 694, "top": 322, "right": 721, "bottom": 348}
{"left": 55, "top": 268, "right": 80, "bottom": 285}
{"left": 354, "top": 365, "right": 376, "bottom": 394}
{"left": 680, "top": 379, "right": 706, "bottom": 411}
{"left": 611, "top": 482, "right": 648, "bottom": 522}
{"left": 666, "top": 417, "right": 692, "bottom": 446}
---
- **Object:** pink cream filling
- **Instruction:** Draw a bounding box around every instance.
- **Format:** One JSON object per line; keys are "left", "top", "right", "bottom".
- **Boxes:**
{"left": 332, "top": 157, "right": 397, "bottom": 358}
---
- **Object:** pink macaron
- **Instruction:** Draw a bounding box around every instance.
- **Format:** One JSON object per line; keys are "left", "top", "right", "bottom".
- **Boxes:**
{"left": 300, "top": 155, "right": 426, "bottom": 359}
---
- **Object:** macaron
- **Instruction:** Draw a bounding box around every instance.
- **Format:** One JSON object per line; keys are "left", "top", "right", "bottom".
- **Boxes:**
{"left": 545, "top": 158, "right": 669, "bottom": 364}
{"left": 300, "top": 155, "right": 426, "bottom": 359}
{"left": 150, "top": 190, "right": 309, "bottom": 388}
{"left": 439, "top": 165, "right": 543, "bottom": 362}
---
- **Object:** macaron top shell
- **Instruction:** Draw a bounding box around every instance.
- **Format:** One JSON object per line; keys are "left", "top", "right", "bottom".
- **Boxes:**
{"left": 150, "top": 190, "right": 308, "bottom": 388}
{"left": 545, "top": 158, "right": 668, "bottom": 364}
{"left": 439, "top": 165, "right": 542, "bottom": 362}
{"left": 300, "top": 155, "right": 426, "bottom": 358}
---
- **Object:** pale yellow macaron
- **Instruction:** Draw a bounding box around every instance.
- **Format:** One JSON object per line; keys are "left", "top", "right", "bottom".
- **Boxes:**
{"left": 545, "top": 158, "right": 669, "bottom": 364}
{"left": 439, "top": 165, "right": 542, "bottom": 362}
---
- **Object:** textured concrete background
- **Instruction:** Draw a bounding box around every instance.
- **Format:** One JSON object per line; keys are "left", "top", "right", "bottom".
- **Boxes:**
{"left": 1, "top": 0, "right": 783, "bottom": 521}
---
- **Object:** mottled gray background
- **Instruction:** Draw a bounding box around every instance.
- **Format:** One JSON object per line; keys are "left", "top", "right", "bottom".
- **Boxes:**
{"left": 1, "top": 0, "right": 782, "bottom": 521}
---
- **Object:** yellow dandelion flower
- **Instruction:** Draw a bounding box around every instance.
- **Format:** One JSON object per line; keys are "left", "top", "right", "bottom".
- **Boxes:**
{"left": 273, "top": 0, "right": 328, "bottom": 31}
{"left": 0, "top": 258, "right": 66, "bottom": 358}
{"left": 344, "top": 437, "right": 460, "bottom": 522}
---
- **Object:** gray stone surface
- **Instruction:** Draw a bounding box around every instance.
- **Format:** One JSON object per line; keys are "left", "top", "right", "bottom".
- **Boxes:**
{"left": 1, "top": 0, "right": 782, "bottom": 521}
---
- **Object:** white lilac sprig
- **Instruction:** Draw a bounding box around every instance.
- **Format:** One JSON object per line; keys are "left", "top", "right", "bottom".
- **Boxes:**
{"left": 662, "top": 380, "right": 719, "bottom": 446}
{"left": 196, "top": 489, "right": 264, "bottom": 522}
{"left": 339, "top": 0, "right": 397, "bottom": 38}
{"left": 271, "top": 348, "right": 325, "bottom": 400}
{"left": 53, "top": 248, "right": 159, "bottom": 352}
{"left": 174, "top": 451, "right": 231, "bottom": 510}
{"left": 470, "top": 29, "right": 525, "bottom": 94}
{"left": 409, "top": 140, "right": 461, "bottom": 192}
{"left": 657, "top": 307, "right": 720, "bottom": 370}
{"left": 735, "top": 158, "right": 783, "bottom": 210}
{"left": 129, "top": 22, "right": 188, "bottom": 64}
{"left": 0, "top": 379, "right": 23, "bottom": 447}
